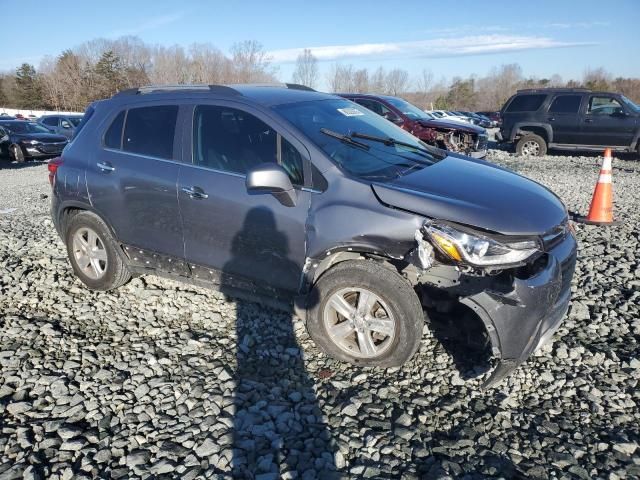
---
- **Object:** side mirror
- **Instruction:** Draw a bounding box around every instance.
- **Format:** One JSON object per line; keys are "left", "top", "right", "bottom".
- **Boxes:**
{"left": 611, "top": 108, "right": 627, "bottom": 117}
{"left": 61, "top": 121, "right": 71, "bottom": 129}
{"left": 246, "top": 163, "right": 297, "bottom": 207}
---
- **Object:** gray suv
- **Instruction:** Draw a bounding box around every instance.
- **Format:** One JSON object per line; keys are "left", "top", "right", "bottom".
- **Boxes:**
{"left": 39, "top": 114, "right": 84, "bottom": 139}
{"left": 50, "top": 84, "right": 578, "bottom": 387}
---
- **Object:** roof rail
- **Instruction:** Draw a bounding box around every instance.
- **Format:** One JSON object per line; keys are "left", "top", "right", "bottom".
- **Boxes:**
{"left": 516, "top": 87, "right": 591, "bottom": 93}
{"left": 285, "top": 83, "right": 316, "bottom": 92}
{"left": 114, "top": 84, "right": 241, "bottom": 97}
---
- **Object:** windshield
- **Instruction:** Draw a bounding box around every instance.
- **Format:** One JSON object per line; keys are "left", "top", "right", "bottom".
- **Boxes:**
{"left": 620, "top": 95, "right": 640, "bottom": 113}
{"left": 383, "top": 97, "right": 429, "bottom": 120}
{"left": 0, "top": 122, "right": 51, "bottom": 134}
{"left": 275, "top": 99, "right": 440, "bottom": 180}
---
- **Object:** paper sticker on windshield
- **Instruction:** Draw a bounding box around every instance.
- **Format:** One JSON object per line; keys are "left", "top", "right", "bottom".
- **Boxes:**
{"left": 337, "top": 107, "right": 364, "bottom": 117}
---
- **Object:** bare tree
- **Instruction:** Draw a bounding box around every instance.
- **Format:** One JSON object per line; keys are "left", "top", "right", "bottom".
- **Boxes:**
{"left": 583, "top": 67, "right": 612, "bottom": 91}
{"left": 352, "top": 69, "right": 369, "bottom": 93}
{"left": 369, "top": 67, "right": 386, "bottom": 93}
{"left": 326, "top": 64, "right": 355, "bottom": 92}
{"left": 384, "top": 68, "right": 409, "bottom": 96}
{"left": 291, "top": 49, "right": 318, "bottom": 88}
{"left": 230, "top": 40, "right": 276, "bottom": 83}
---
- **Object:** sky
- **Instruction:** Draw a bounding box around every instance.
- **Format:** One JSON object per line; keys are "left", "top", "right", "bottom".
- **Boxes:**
{"left": 1, "top": 0, "right": 638, "bottom": 89}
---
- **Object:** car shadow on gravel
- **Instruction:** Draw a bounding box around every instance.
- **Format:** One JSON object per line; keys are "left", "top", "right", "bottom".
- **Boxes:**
{"left": 220, "top": 207, "right": 339, "bottom": 478}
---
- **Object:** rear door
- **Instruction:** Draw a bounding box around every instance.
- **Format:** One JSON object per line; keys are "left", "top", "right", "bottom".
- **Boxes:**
{"left": 580, "top": 95, "right": 636, "bottom": 146}
{"left": 42, "top": 116, "right": 60, "bottom": 134}
{"left": 86, "top": 103, "right": 185, "bottom": 262}
{"left": 546, "top": 94, "right": 582, "bottom": 144}
{"left": 177, "top": 101, "right": 311, "bottom": 294}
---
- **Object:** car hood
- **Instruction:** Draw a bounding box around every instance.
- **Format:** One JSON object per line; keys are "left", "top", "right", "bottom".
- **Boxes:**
{"left": 12, "top": 133, "right": 68, "bottom": 143}
{"left": 416, "top": 118, "right": 485, "bottom": 134}
{"left": 371, "top": 155, "right": 566, "bottom": 235}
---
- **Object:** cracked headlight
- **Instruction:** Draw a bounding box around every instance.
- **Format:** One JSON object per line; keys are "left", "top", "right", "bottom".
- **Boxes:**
{"left": 424, "top": 221, "right": 541, "bottom": 267}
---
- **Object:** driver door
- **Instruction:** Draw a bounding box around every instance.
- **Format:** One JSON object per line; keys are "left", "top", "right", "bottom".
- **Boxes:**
{"left": 580, "top": 95, "right": 635, "bottom": 146}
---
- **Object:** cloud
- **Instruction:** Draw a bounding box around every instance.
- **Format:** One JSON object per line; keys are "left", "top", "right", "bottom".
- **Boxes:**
{"left": 545, "top": 21, "right": 610, "bottom": 29}
{"left": 108, "top": 12, "right": 185, "bottom": 37}
{"left": 268, "top": 34, "right": 596, "bottom": 63}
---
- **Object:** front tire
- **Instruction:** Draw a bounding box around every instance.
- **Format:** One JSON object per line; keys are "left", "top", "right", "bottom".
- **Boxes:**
{"left": 65, "top": 211, "right": 131, "bottom": 291}
{"left": 10, "top": 144, "right": 25, "bottom": 163}
{"left": 516, "top": 134, "right": 547, "bottom": 157}
{"left": 306, "top": 260, "right": 425, "bottom": 368}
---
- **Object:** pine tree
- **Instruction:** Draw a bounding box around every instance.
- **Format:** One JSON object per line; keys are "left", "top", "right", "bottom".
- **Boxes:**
{"left": 94, "top": 51, "right": 126, "bottom": 99}
{"left": 14, "top": 63, "right": 44, "bottom": 109}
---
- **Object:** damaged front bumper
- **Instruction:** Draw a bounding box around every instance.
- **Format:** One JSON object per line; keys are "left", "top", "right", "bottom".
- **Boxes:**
{"left": 412, "top": 223, "right": 577, "bottom": 388}
{"left": 459, "top": 232, "right": 577, "bottom": 388}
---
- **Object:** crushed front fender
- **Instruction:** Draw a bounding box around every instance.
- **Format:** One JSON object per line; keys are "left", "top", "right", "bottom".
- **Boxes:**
{"left": 460, "top": 233, "right": 577, "bottom": 388}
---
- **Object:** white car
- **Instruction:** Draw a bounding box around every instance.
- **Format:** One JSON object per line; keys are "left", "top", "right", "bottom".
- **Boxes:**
{"left": 427, "top": 110, "right": 474, "bottom": 125}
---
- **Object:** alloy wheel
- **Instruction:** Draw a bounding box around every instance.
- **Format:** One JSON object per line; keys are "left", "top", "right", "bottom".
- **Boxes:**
{"left": 72, "top": 227, "right": 108, "bottom": 280}
{"left": 323, "top": 287, "right": 397, "bottom": 359}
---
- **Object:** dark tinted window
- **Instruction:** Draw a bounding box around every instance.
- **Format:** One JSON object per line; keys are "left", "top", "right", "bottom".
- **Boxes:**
{"left": 123, "top": 105, "right": 178, "bottom": 159}
{"left": 42, "top": 117, "right": 59, "bottom": 126}
{"left": 505, "top": 94, "right": 546, "bottom": 112}
{"left": 104, "top": 111, "right": 125, "bottom": 149}
{"left": 549, "top": 95, "right": 582, "bottom": 113}
{"left": 193, "top": 105, "right": 304, "bottom": 185}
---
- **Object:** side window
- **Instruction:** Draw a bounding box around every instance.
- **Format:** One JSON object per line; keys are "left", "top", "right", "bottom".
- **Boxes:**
{"left": 123, "top": 105, "right": 178, "bottom": 159}
{"left": 588, "top": 96, "right": 623, "bottom": 116}
{"left": 355, "top": 99, "right": 392, "bottom": 117}
{"left": 43, "top": 117, "right": 59, "bottom": 126}
{"left": 104, "top": 111, "right": 125, "bottom": 149}
{"left": 548, "top": 95, "right": 582, "bottom": 114}
{"left": 505, "top": 94, "right": 546, "bottom": 112}
{"left": 193, "top": 105, "right": 304, "bottom": 186}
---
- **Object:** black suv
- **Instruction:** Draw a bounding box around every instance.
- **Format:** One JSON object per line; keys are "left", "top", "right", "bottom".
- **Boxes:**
{"left": 497, "top": 88, "right": 640, "bottom": 156}
{"left": 50, "top": 84, "right": 577, "bottom": 387}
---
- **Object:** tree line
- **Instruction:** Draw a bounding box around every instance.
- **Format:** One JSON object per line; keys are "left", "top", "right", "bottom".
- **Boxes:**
{"left": 1, "top": 36, "right": 639, "bottom": 113}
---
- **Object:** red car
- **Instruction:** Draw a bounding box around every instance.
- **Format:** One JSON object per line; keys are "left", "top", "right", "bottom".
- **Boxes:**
{"left": 338, "top": 94, "right": 488, "bottom": 158}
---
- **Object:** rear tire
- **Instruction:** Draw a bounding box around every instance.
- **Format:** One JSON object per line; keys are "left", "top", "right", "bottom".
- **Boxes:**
{"left": 65, "top": 211, "right": 131, "bottom": 291}
{"left": 10, "top": 145, "right": 25, "bottom": 163}
{"left": 306, "top": 260, "right": 425, "bottom": 368}
{"left": 516, "top": 134, "right": 547, "bottom": 157}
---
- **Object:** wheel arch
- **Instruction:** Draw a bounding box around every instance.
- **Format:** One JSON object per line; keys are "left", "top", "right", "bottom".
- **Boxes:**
{"left": 56, "top": 201, "right": 119, "bottom": 244}
{"left": 514, "top": 123, "right": 552, "bottom": 143}
{"left": 294, "top": 246, "right": 407, "bottom": 321}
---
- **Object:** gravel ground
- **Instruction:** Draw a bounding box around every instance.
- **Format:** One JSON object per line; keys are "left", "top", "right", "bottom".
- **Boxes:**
{"left": 0, "top": 149, "right": 639, "bottom": 480}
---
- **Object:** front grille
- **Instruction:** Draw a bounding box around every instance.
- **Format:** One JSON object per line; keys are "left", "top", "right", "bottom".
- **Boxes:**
{"left": 38, "top": 142, "right": 66, "bottom": 154}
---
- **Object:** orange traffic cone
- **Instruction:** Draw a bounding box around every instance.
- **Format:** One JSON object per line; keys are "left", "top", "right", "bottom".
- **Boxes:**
{"left": 574, "top": 148, "right": 620, "bottom": 225}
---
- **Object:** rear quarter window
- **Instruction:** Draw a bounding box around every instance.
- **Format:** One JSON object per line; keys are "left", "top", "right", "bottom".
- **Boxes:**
{"left": 104, "top": 111, "right": 125, "bottom": 149}
{"left": 505, "top": 94, "right": 547, "bottom": 113}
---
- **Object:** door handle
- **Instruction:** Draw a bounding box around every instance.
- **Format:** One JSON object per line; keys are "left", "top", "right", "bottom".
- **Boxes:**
{"left": 96, "top": 161, "right": 115, "bottom": 172}
{"left": 547, "top": 117, "right": 555, "bottom": 121}
{"left": 182, "top": 186, "right": 209, "bottom": 199}
{"left": 584, "top": 118, "right": 594, "bottom": 123}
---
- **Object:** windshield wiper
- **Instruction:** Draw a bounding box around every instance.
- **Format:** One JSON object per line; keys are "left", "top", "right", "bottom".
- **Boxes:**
{"left": 349, "top": 131, "right": 437, "bottom": 159}
{"left": 320, "top": 128, "right": 370, "bottom": 150}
